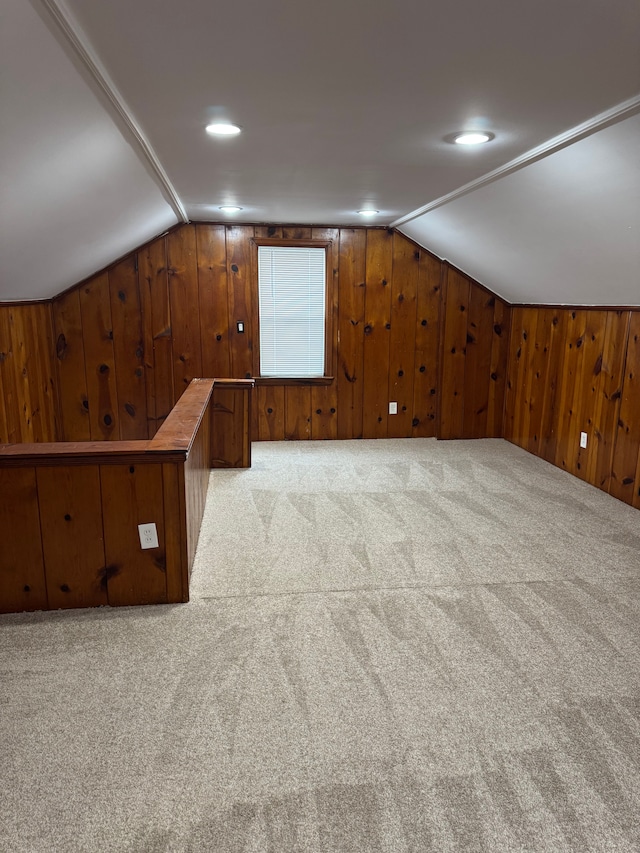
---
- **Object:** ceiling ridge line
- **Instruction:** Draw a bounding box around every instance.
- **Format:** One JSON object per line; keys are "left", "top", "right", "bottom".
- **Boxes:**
{"left": 391, "top": 94, "right": 640, "bottom": 229}
{"left": 34, "top": 0, "right": 189, "bottom": 224}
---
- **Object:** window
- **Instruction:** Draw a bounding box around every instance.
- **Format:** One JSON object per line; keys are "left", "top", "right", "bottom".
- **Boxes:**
{"left": 254, "top": 241, "right": 333, "bottom": 381}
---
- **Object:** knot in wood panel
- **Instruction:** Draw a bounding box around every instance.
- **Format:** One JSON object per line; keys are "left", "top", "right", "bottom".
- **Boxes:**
{"left": 56, "top": 334, "right": 67, "bottom": 360}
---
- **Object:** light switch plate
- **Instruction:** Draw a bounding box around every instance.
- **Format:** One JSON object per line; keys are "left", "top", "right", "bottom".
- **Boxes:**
{"left": 389, "top": 402, "right": 398, "bottom": 415}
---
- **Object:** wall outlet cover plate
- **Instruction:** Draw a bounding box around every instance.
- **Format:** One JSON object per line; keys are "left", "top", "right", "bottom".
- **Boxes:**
{"left": 138, "top": 523, "right": 159, "bottom": 549}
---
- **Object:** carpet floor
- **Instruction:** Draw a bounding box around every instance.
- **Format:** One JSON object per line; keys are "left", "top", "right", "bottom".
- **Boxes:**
{"left": 1, "top": 438, "right": 639, "bottom": 852}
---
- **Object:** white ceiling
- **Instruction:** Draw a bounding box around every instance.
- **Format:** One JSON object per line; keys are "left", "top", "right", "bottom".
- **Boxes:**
{"left": 0, "top": 0, "right": 178, "bottom": 302}
{"left": 1, "top": 0, "right": 639, "bottom": 303}
{"left": 401, "top": 114, "right": 640, "bottom": 305}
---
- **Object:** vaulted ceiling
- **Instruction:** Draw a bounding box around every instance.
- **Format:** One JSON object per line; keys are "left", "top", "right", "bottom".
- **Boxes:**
{"left": 1, "top": 0, "right": 639, "bottom": 304}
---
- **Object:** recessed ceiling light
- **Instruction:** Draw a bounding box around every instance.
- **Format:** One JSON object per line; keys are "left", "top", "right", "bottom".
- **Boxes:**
{"left": 219, "top": 205, "right": 243, "bottom": 212}
{"left": 452, "top": 131, "right": 494, "bottom": 145}
{"left": 357, "top": 209, "right": 379, "bottom": 217}
{"left": 206, "top": 123, "right": 242, "bottom": 136}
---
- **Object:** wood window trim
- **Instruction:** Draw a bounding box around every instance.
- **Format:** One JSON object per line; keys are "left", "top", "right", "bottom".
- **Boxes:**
{"left": 250, "top": 238, "right": 336, "bottom": 383}
{"left": 253, "top": 376, "right": 334, "bottom": 387}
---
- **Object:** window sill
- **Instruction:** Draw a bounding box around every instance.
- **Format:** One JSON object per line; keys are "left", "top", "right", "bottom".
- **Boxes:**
{"left": 253, "top": 376, "right": 334, "bottom": 386}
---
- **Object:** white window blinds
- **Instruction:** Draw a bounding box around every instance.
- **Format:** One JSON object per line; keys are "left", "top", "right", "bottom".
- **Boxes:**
{"left": 258, "top": 246, "right": 326, "bottom": 377}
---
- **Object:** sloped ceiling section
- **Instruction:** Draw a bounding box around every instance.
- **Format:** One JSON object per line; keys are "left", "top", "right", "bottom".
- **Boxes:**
{"left": 0, "top": 0, "right": 178, "bottom": 302}
{"left": 399, "top": 114, "right": 640, "bottom": 306}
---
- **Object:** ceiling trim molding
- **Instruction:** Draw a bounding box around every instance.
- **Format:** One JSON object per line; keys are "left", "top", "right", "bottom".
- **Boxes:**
{"left": 34, "top": 0, "right": 189, "bottom": 223}
{"left": 391, "top": 94, "right": 640, "bottom": 228}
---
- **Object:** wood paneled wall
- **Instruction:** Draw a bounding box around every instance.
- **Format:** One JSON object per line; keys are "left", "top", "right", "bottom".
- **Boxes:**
{"left": 0, "top": 459, "right": 183, "bottom": 613}
{"left": 2, "top": 222, "right": 637, "bottom": 512}
{"left": 505, "top": 307, "right": 640, "bottom": 509}
{"left": 0, "top": 303, "right": 58, "bottom": 443}
{"left": 439, "top": 266, "right": 511, "bottom": 439}
{"left": 0, "top": 378, "right": 229, "bottom": 613}
{"left": 51, "top": 223, "right": 504, "bottom": 443}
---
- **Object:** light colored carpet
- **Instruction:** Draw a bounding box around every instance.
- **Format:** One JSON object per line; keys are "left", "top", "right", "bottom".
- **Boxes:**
{"left": 1, "top": 438, "right": 639, "bottom": 852}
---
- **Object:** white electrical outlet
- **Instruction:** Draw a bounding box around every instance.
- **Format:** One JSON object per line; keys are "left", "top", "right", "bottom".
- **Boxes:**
{"left": 138, "top": 523, "right": 159, "bottom": 550}
{"left": 389, "top": 402, "right": 398, "bottom": 415}
{"left": 580, "top": 431, "right": 588, "bottom": 449}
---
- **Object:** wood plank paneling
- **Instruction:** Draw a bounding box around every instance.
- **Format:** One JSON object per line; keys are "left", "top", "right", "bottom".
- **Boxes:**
{"left": 257, "top": 384, "right": 285, "bottom": 441}
{"left": 439, "top": 268, "right": 470, "bottom": 439}
{"left": 162, "top": 462, "right": 188, "bottom": 602}
{"left": 337, "top": 229, "right": 366, "bottom": 439}
{"left": 516, "top": 308, "right": 540, "bottom": 450}
{"left": 109, "top": 257, "right": 148, "bottom": 440}
{"left": 79, "top": 274, "right": 118, "bottom": 440}
{"left": 184, "top": 407, "right": 210, "bottom": 571}
{"left": 39, "top": 304, "right": 59, "bottom": 441}
{"left": 282, "top": 226, "right": 312, "bottom": 240}
{"left": 100, "top": 463, "right": 167, "bottom": 606}
{"left": 362, "top": 229, "right": 393, "bottom": 438}
{"left": 538, "top": 310, "right": 567, "bottom": 465}
{"left": 168, "top": 225, "right": 203, "bottom": 399}
{"left": 46, "top": 223, "right": 513, "bottom": 449}
{"left": 285, "top": 385, "right": 311, "bottom": 439}
{"left": 525, "top": 308, "right": 552, "bottom": 455}
{"left": 506, "top": 306, "right": 639, "bottom": 508}
{"left": 554, "top": 310, "right": 587, "bottom": 472}
{"left": 226, "top": 225, "right": 254, "bottom": 379}
{"left": 22, "top": 304, "right": 57, "bottom": 442}
{"left": 211, "top": 387, "right": 243, "bottom": 465}
{"left": 0, "top": 379, "right": 228, "bottom": 613}
{"left": 0, "top": 308, "right": 21, "bottom": 444}
{"left": 0, "top": 305, "right": 57, "bottom": 444}
{"left": 211, "top": 381, "right": 254, "bottom": 467}
{"left": 487, "top": 298, "right": 510, "bottom": 438}
{"left": 312, "top": 226, "right": 340, "bottom": 437}
{"left": 37, "top": 465, "right": 107, "bottom": 609}
{"left": 311, "top": 384, "right": 338, "bottom": 440}
{"left": 0, "top": 467, "right": 48, "bottom": 613}
{"left": 255, "top": 225, "right": 283, "bottom": 239}
{"left": 139, "top": 235, "right": 174, "bottom": 435}
{"left": 0, "top": 331, "right": 8, "bottom": 444}
{"left": 573, "top": 311, "right": 608, "bottom": 480}
{"left": 587, "top": 311, "right": 630, "bottom": 491}
{"left": 197, "top": 224, "right": 231, "bottom": 378}
{"left": 503, "top": 306, "right": 521, "bottom": 444}
{"left": 610, "top": 311, "right": 640, "bottom": 505}
{"left": 388, "top": 233, "right": 418, "bottom": 438}
{"left": 412, "top": 253, "right": 441, "bottom": 438}
{"left": 463, "top": 288, "right": 496, "bottom": 439}
{"left": 52, "top": 289, "right": 90, "bottom": 441}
